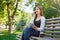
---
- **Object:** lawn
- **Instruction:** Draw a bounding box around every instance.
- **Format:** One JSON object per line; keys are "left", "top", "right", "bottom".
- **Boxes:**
{"left": 0, "top": 29, "right": 22, "bottom": 40}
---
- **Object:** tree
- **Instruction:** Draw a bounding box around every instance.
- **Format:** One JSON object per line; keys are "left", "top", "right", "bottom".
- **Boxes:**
{"left": 6, "top": 0, "right": 23, "bottom": 33}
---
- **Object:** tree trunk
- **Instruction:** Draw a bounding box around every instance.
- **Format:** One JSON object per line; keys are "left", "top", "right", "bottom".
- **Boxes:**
{"left": 7, "top": 1, "right": 12, "bottom": 33}
{"left": 6, "top": 0, "right": 18, "bottom": 33}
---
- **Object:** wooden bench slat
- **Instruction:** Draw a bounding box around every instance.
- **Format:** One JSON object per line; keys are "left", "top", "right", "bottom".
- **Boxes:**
{"left": 44, "top": 28, "right": 60, "bottom": 30}
{"left": 46, "top": 20, "right": 60, "bottom": 24}
{"left": 31, "top": 36, "right": 58, "bottom": 40}
{"left": 46, "top": 17, "right": 60, "bottom": 21}
{"left": 45, "top": 34, "right": 60, "bottom": 38}
{"left": 44, "top": 31, "right": 60, "bottom": 34}
{"left": 45, "top": 24, "right": 60, "bottom": 27}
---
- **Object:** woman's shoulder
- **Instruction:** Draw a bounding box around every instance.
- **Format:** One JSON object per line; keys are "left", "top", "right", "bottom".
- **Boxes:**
{"left": 41, "top": 16, "right": 45, "bottom": 20}
{"left": 41, "top": 16, "right": 45, "bottom": 18}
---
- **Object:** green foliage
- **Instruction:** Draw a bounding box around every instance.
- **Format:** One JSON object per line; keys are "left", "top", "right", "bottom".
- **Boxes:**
{"left": 0, "top": 0, "right": 6, "bottom": 17}
{"left": 16, "top": 19, "right": 26, "bottom": 31}
{"left": 15, "top": 12, "right": 27, "bottom": 31}
{"left": 35, "top": 0, "right": 60, "bottom": 19}
{"left": 44, "top": 7, "right": 58, "bottom": 19}
{"left": 15, "top": 11, "right": 32, "bottom": 31}
{"left": 0, "top": 0, "right": 7, "bottom": 24}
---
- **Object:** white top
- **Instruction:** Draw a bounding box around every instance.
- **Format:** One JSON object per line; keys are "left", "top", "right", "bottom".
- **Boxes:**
{"left": 28, "top": 16, "right": 45, "bottom": 33}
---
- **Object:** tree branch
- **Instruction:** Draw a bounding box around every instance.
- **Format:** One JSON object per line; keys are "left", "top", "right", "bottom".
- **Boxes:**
{"left": 12, "top": 0, "right": 18, "bottom": 20}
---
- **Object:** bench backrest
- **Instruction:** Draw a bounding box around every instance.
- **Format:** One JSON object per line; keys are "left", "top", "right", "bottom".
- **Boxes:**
{"left": 44, "top": 17, "right": 60, "bottom": 38}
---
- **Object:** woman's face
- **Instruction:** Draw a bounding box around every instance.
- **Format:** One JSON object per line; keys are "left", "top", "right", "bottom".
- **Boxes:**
{"left": 35, "top": 7, "right": 41, "bottom": 15}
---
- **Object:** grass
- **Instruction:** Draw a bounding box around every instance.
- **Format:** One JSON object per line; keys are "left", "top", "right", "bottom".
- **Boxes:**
{"left": 0, "top": 29, "right": 22, "bottom": 40}
{"left": 0, "top": 29, "right": 60, "bottom": 40}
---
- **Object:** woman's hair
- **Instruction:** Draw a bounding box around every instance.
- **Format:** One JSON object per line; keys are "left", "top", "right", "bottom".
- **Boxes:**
{"left": 34, "top": 6, "right": 43, "bottom": 21}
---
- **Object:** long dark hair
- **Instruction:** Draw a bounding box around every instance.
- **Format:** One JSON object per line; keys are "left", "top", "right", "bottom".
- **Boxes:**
{"left": 34, "top": 6, "right": 43, "bottom": 21}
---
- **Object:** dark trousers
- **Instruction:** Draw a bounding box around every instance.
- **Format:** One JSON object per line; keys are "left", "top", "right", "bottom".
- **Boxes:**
{"left": 21, "top": 27, "right": 40, "bottom": 40}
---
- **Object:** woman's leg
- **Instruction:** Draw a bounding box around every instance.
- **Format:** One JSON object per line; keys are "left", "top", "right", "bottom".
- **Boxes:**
{"left": 21, "top": 27, "right": 31, "bottom": 40}
{"left": 30, "top": 29, "right": 40, "bottom": 40}
{"left": 31, "top": 28, "right": 40, "bottom": 37}
{"left": 21, "top": 27, "right": 40, "bottom": 40}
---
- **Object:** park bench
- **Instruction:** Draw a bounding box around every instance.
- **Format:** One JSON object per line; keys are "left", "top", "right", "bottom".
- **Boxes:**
{"left": 16, "top": 17, "right": 60, "bottom": 40}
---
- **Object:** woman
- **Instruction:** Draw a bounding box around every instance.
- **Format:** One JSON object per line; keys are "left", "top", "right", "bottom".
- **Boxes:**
{"left": 21, "top": 6, "right": 45, "bottom": 40}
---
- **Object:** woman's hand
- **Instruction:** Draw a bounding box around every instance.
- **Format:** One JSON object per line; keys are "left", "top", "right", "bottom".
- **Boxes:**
{"left": 32, "top": 25, "right": 38, "bottom": 30}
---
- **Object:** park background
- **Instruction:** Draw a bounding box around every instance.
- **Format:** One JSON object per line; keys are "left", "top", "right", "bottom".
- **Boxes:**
{"left": 0, "top": 0, "right": 60, "bottom": 40}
